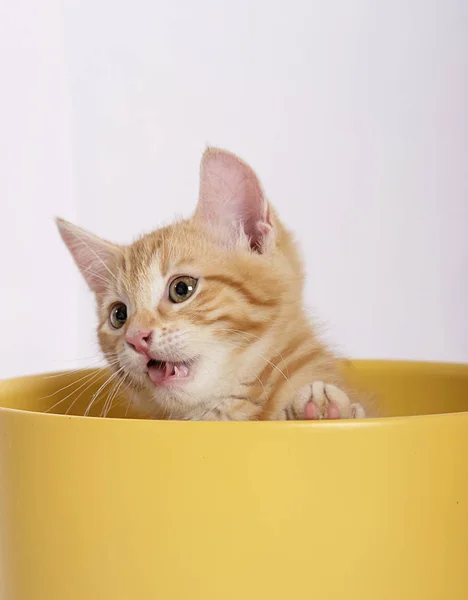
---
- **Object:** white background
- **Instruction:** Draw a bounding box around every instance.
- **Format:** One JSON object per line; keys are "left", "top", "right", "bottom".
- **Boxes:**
{"left": 1, "top": 0, "right": 467, "bottom": 379}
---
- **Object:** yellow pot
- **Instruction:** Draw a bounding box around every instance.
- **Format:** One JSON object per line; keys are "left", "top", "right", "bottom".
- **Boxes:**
{"left": 0, "top": 360, "right": 467, "bottom": 600}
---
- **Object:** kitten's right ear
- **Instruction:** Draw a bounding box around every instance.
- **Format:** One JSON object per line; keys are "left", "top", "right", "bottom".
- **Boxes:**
{"left": 56, "top": 218, "right": 120, "bottom": 294}
{"left": 194, "top": 147, "right": 275, "bottom": 252}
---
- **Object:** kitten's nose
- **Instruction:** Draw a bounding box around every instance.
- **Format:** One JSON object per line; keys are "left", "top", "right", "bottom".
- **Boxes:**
{"left": 126, "top": 329, "right": 152, "bottom": 355}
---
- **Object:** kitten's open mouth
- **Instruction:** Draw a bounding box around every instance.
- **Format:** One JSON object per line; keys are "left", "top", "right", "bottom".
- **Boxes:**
{"left": 146, "top": 359, "right": 192, "bottom": 386}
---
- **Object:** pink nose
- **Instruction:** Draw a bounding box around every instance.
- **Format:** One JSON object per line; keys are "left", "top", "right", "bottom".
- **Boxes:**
{"left": 126, "top": 329, "right": 152, "bottom": 355}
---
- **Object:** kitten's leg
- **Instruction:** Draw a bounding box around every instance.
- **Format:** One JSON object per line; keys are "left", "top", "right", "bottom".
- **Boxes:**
{"left": 287, "top": 382, "right": 366, "bottom": 420}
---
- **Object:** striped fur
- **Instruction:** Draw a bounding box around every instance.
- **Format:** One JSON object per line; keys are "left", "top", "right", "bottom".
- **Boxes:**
{"left": 57, "top": 148, "right": 364, "bottom": 420}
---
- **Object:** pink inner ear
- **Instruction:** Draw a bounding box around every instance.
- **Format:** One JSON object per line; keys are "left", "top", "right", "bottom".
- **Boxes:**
{"left": 196, "top": 148, "right": 273, "bottom": 251}
{"left": 56, "top": 218, "right": 119, "bottom": 295}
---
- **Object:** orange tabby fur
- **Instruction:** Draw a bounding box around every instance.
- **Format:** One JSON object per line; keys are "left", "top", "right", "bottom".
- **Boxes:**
{"left": 57, "top": 148, "right": 365, "bottom": 420}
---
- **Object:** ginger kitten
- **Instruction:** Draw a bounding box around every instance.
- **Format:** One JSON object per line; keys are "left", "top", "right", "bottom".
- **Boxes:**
{"left": 57, "top": 148, "right": 366, "bottom": 421}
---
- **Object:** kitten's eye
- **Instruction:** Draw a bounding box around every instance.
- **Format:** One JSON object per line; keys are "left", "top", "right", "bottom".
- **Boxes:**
{"left": 109, "top": 302, "right": 127, "bottom": 329}
{"left": 169, "top": 276, "right": 198, "bottom": 303}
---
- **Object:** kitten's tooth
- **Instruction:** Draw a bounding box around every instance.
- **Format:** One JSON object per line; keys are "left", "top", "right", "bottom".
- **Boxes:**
{"left": 173, "top": 365, "right": 180, "bottom": 377}
{"left": 179, "top": 365, "right": 189, "bottom": 378}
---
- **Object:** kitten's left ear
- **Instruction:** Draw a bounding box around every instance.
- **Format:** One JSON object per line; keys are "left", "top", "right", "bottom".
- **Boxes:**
{"left": 56, "top": 218, "right": 120, "bottom": 295}
{"left": 194, "top": 147, "right": 275, "bottom": 252}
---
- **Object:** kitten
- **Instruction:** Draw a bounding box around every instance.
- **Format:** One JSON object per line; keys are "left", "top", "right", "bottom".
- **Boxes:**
{"left": 57, "top": 148, "right": 366, "bottom": 421}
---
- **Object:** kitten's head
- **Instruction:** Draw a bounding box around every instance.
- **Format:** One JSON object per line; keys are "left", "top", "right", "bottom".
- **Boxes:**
{"left": 57, "top": 148, "right": 304, "bottom": 418}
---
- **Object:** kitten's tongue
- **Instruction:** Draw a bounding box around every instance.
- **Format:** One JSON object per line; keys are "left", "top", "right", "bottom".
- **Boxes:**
{"left": 147, "top": 361, "right": 190, "bottom": 385}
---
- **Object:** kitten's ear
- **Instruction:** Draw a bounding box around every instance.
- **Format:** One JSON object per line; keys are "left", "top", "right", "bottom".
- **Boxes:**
{"left": 194, "top": 147, "right": 275, "bottom": 252}
{"left": 56, "top": 218, "right": 120, "bottom": 294}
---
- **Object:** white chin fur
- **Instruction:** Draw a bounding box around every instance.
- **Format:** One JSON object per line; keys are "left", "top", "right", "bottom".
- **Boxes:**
{"left": 129, "top": 347, "right": 234, "bottom": 418}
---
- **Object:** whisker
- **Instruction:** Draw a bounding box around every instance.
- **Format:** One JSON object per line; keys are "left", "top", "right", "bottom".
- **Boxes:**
{"left": 44, "top": 368, "right": 111, "bottom": 414}
{"left": 190, "top": 337, "right": 296, "bottom": 397}
{"left": 86, "top": 368, "right": 124, "bottom": 417}
{"left": 102, "top": 371, "right": 125, "bottom": 418}
{"left": 41, "top": 367, "right": 108, "bottom": 401}
{"left": 196, "top": 342, "right": 270, "bottom": 403}
{"left": 216, "top": 328, "right": 288, "bottom": 367}
{"left": 41, "top": 356, "right": 119, "bottom": 380}
{"left": 64, "top": 369, "right": 117, "bottom": 416}
{"left": 121, "top": 377, "right": 136, "bottom": 417}
{"left": 103, "top": 374, "right": 128, "bottom": 418}
{"left": 40, "top": 360, "right": 120, "bottom": 399}
{"left": 210, "top": 330, "right": 292, "bottom": 387}
{"left": 44, "top": 353, "right": 106, "bottom": 366}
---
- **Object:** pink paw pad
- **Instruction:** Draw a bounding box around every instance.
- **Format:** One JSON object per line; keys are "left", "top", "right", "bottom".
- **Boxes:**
{"left": 290, "top": 381, "right": 366, "bottom": 420}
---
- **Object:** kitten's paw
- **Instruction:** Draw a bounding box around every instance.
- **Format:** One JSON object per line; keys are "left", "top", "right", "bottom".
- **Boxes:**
{"left": 289, "top": 381, "right": 366, "bottom": 420}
